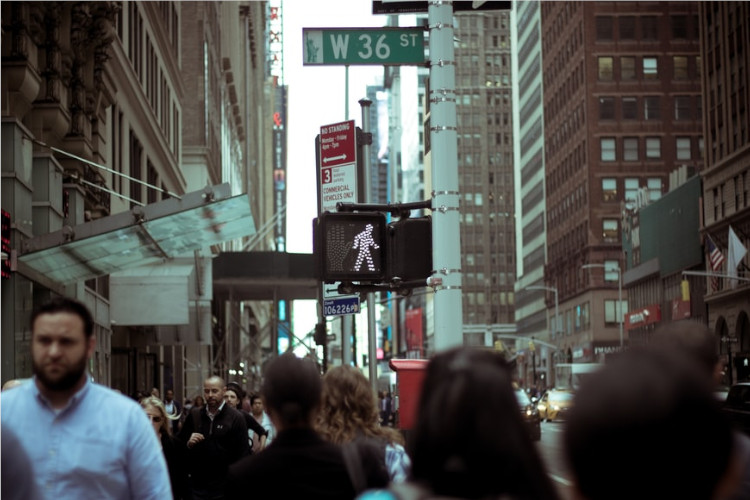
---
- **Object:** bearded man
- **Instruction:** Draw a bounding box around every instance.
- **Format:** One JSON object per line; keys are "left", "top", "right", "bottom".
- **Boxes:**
{"left": 0, "top": 296, "right": 172, "bottom": 499}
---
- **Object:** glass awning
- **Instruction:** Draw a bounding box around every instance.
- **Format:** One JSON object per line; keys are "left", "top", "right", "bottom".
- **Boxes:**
{"left": 19, "top": 184, "right": 255, "bottom": 284}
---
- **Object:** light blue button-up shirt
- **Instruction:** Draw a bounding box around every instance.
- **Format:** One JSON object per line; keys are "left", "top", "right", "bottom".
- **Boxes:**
{"left": 0, "top": 377, "right": 172, "bottom": 500}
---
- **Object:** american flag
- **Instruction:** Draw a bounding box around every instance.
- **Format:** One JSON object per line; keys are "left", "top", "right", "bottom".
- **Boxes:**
{"left": 706, "top": 236, "right": 725, "bottom": 291}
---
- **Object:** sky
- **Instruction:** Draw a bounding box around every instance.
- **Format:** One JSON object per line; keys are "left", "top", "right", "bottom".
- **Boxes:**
{"left": 281, "top": 0, "right": 389, "bottom": 338}
{"left": 283, "top": 0, "right": 388, "bottom": 253}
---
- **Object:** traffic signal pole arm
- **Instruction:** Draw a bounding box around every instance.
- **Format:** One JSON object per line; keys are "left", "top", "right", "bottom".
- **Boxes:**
{"left": 336, "top": 200, "right": 432, "bottom": 219}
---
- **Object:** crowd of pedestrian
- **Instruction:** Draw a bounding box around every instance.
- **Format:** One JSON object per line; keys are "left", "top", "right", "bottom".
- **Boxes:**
{"left": 2, "top": 297, "right": 749, "bottom": 500}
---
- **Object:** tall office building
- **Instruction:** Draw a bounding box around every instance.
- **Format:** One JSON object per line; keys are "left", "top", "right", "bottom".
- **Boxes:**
{"left": 698, "top": 2, "right": 750, "bottom": 378}
{"left": 540, "top": 2, "right": 703, "bottom": 364}
{"left": 512, "top": 1, "right": 550, "bottom": 384}
{"left": 453, "top": 10, "right": 516, "bottom": 327}
{"left": 1, "top": 1, "right": 272, "bottom": 399}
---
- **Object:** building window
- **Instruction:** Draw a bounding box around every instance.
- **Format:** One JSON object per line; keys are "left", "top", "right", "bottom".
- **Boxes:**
{"left": 671, "top": 15, "right": 687, "bottom": 39}
{"left": 598, "top": 57, "right": 614, "bottom": 80}
{"left": 621, "top": 56, "right": 636, "bottom": 80}
{"left": 596, "top": 17, "right": 613, "bottom": 40}
{"left": 604, "top": 260, "right": 620, "bottom": 282}
{"left": 602, "top": 178, "right": 617, "bottom": 202}
{"left": 673, "top": 56, "right": 689, "bottom": 79}
{"left": 619, "top": 16, "right": 636, "bottom": 40}
{"left": 600, "top": 138, "right": 616, "bottom": 161}
{"left": 622, "top": 97, "right": 637, "bottom": 119}
{"left": 646, "top": 137, "right": 662, "bottom": 159}
{"left": 623, "top": 137, "right": 639, "bottom": 161}
{"left": 604, "top": 299, "right": 626, "bottom": 325}
{"left": 644, "top": 96, "right": 661, "bottom": 120}
{"left": 642, "top": 17, "right": 658, "bottom": 40}
{"left": 603, "top": 219, "right": 619, "bottom": 242}
{"left": 647, "top": 178, "right": 662, "bottom": 201}
{"left": 676, "top": 137, "right": 692, "bottom": 160}
{"left": 699, "top": 137, "right": 704, "bottom": 159}
{"left": 643, "top": 57, "right": 658, "bottom": 79}
{"left": 625, "top": 178, "right": 639, "bottom": 204}
{"left": 674, "top": 95, "right": 691, "bottom": 120}
{"left": 599, "top": 97, "right": 615, "bottom": 120}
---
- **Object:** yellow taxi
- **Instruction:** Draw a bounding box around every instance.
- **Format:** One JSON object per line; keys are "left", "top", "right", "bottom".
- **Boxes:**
{"left": 536, "top": 389, "right": 575, "bottom": 422}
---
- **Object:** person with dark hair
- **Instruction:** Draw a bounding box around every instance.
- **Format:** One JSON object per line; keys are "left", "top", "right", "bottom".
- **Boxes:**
{"left": 163, "top": 388, "right": 183, "bottom": 435}
{"left": 0, "top": 296, "right": 172, "bottom": 498}
{"left": 649, "top": 320, "right": 750, "bottom": 500}
{"left": 1, "top": 422, "right": 42, "bottom": 500}
{"left": 226, "top": 353, "right": 388, "bottom": 499}
{"left": 564, "top": 347, "right": 741, "bottom": 500}
{"left": 316, "top": 365, "right": 411, "bottom": 483}
{"left": 179, "top": 375, "right": 250, "bottom": 499}
{"left": 362, "top": 347, "right": 560, "bottom": 500}
{"left": 223, "top": 382, "right": 268, "bottom": 451}
{"left": 249, "top": 392, "right": 276, "bottom": 450}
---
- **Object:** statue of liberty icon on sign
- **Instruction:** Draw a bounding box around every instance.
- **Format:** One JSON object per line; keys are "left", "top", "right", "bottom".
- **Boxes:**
{"left": 352, "top": 224, "right": 380, "bottom": 272}
{"left": 304, "top": 32, "right": 320, "bottom": 63}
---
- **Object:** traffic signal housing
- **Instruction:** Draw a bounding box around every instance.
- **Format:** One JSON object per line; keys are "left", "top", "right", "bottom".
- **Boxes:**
{"left": 313, "top": 211, "right": 432, "bottom": 288}
{"left": 387, "top": 216, "right": 432, "bottom": 282}
{"left": 313, "top": 211, "right": 387, "bottom": 283}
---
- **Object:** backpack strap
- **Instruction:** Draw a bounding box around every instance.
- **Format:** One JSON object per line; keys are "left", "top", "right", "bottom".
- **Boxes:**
{"left": 342, "top": 442, "right": 367, "bottom": 494}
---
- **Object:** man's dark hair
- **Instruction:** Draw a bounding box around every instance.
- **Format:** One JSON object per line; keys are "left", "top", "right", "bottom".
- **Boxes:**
{"left": 649, "top": 319, "right": 719, "bottom": 379}
{"left": 225, "top": 381, "right": 246, "bottom": 400}
{"left": 564, "top": 348, "right": 733, "bottom": 500}
{"left": 262, "top": 353, "right": 321, "bottom": 428}
{"left": 410, "top": 347, "right": 561, "bottom": 499}
{"left": 31, "top": 296, "right": 94, "bottom": 338}
{"left": 250, "top": 393, "right": 262, "bottom": 405}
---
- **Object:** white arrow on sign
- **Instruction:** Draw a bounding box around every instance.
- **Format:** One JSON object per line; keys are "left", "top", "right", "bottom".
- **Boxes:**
{"left": 323, "top": 154, "right": 347, "bottom": 163}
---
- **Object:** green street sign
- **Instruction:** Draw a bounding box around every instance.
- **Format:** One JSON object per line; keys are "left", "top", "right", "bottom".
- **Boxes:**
{"left": 303, "top": 27, "right": 425, "bottom": 66}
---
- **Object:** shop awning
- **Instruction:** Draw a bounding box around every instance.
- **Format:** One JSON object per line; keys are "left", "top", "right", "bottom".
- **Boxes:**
{"left": 18, "top": 184, "right": 255, "bottom": 286}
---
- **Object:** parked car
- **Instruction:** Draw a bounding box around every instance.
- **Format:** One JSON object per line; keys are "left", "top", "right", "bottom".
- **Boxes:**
{"left": 722, "top": 382, "right": 750, "bottom": 436}
{"left": 537, "top": 389, "right": 575, "bottom": 422}
{"left": 514, "top": 388, "right": 541, "bottom": 441}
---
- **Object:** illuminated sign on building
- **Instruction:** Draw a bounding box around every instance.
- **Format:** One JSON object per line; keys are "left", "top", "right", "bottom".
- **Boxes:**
{"left": 273, "top": 87, "right": 287, "bottom": 252}
{"left": 267, "top": 1, "right": 283, "bottom": 83}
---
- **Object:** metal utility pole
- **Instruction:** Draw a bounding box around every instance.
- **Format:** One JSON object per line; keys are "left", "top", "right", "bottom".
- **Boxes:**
{"left": 360, "top": 98, "right": 378, "bottom": 391}
{"left": 428, "top": 1, "right": 463, "bottom": 351}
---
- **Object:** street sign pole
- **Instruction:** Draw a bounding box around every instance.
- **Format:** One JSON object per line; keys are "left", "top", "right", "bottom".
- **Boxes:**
{"left": 360, "top": 98, "right": 378, "bottom": 391}
{"left": 429, "top": 2, "right": 463, "bottom": 351}
{"left": 317, "top": 120, "right": 361, "bottom": 366}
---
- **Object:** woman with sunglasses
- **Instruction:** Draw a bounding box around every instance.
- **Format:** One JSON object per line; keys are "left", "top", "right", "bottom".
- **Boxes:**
{"left": 140, "top": 396, "right": 193, "bottom": 499}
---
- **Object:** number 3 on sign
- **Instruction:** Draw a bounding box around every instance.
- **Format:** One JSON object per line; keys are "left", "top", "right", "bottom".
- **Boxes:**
{"left": 322, "top": 168, "right": 332, "bottom": 184}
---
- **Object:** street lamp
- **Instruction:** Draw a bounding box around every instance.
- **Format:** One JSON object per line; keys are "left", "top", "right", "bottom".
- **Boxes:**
{"left": 582, "top": 263, "right": 623, "bottom": 347}
{"left": 526, "top": 285, "right": 560, "bottom": 338}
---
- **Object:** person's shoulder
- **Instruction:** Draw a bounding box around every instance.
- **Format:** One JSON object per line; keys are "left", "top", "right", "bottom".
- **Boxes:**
{"left": 0, "top": 379, "right": 34, "bottom": 409}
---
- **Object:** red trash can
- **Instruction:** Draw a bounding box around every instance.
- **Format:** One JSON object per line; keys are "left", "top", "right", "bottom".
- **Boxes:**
{"left": 389, "top": 358, "right": 429, "bottom": 430}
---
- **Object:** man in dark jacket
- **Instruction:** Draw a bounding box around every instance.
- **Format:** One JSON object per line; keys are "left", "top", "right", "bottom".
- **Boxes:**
{"left": 179, "top": 376, "right": 250, "bottom": 500}
{"left": 226, "top": 353, "right": 388, "bottom": 499}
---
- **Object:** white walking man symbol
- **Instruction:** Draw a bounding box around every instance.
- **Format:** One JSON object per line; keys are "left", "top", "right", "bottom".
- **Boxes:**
{"left": 352, "top": 223, "right": 380, "bottom": 271}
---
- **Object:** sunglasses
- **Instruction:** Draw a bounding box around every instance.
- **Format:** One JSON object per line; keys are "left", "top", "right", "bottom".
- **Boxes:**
{"left": 148, "top": 415, "right": 163, "bottom": 423}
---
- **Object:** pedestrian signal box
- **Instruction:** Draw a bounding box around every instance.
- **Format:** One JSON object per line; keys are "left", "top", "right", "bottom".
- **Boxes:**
{"left": 314, "top": 212, "right": 386, "bottom": 282}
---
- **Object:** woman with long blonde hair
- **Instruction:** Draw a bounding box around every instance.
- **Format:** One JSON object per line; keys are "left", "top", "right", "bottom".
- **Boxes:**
{"left": 316, "top": 365, "right": 410, "bottom": 482}
{"left": 140, "top": 396, "right": 192, "bottom": 499}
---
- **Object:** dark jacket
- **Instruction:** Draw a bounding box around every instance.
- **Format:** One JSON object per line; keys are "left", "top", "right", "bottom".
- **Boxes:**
{"left": 225, "top": 428, "right": 388, "bottom": 499}
{"left": 178, "top": 404, "right": 250, "bottom": 493}
{"left": 241, "top": 409, "right": 268, "bottom": 448}
{"left": 161, "top": 432, "right": 192, "bottom": 500}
